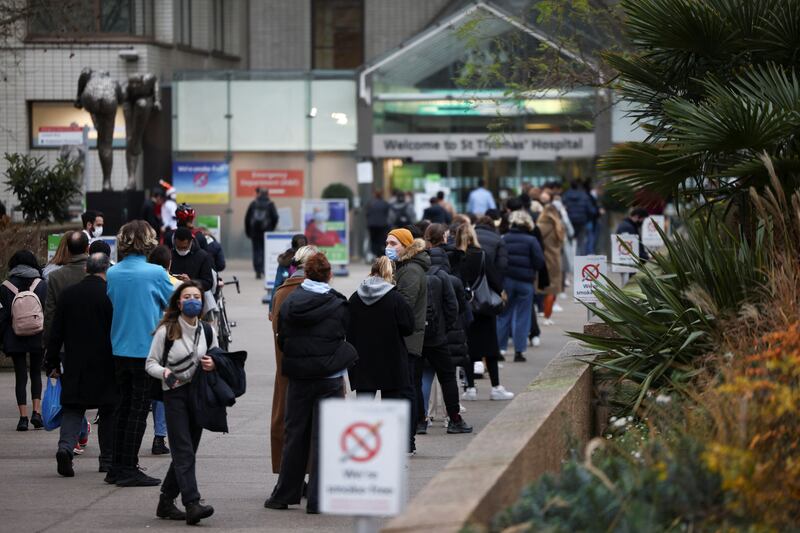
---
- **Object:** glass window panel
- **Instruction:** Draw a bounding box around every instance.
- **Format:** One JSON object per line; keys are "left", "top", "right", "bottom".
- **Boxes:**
{"left": 230, "top": 81, "right": 307, "bottom": 151}
{"left": 311, "top": 80, "right": 357, "bottom": 150}
{"left": 174, "top": 81, "right": 228, "bottom": 151}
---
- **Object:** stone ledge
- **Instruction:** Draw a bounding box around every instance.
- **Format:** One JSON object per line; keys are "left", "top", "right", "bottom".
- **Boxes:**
{"left": 383, "top": 341, "right": 596, "bottom": 533}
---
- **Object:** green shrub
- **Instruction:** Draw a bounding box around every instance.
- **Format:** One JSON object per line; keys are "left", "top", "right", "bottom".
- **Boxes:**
{"left": 321, "top": 182, "right": 354, "bottom": 206}
{"left": 4, "top": 153, "right": 81, "bottom": 223}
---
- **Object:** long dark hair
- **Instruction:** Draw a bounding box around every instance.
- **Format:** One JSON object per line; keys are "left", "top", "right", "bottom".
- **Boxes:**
{"left": 8, "top": 249, "right": 41, "bottom": 274}
{"left": 154, "top": 280, "right": 205, "bottom": 341}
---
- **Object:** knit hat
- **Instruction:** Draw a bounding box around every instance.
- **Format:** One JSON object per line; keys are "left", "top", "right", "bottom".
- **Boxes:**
{"left": 388, "top": 228, "right": 414, "bottom": 247}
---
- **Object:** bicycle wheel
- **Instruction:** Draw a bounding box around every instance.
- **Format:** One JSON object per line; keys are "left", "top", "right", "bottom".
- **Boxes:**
{"left": 218, "top": 301, "right": 231, "bottom": 350}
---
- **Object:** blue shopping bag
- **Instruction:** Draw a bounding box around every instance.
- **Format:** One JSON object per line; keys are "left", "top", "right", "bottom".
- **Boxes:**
{"left": 42, "top": 377, "right": 62, "bottom": 431}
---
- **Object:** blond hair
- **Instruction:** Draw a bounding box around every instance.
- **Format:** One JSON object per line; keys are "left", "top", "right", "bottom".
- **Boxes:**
{"left": 293, "top": 245, "right": 319, "bottom": 267}
{"left": 117, "top": 220, "right": 158, "bottom": 259}
{"left": 508, "top": 210, "right": 534, "bottom": 231}
{"left": 370, "top": 256, "right": 394, "bottom": 283}
{"left": 455, "top": 223, "right": 480, "bottom": 251}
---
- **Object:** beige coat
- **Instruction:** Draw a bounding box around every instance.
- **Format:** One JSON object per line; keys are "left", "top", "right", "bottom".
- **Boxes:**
{"left": 537, "top": 207, "right": 565, "bottom": 295}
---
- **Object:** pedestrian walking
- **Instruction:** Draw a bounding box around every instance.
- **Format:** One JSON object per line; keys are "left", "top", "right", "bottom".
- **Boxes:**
{"left": 454, "top": 224, "right": 515, "bottom": 401}
{"left": 146, "top": 281, "right": 217, "bottom": 525}
{"left": 245, "top": 189, "right": 279, "bottom": 279}
{"left": 466, "top": 179, "right": 497, "bottom": 216}
{"left": 45, "top": 252, "right": 116, "bottom": 477}
{"left": 268, "top": 244, "right": 317, "bottom": 475}
{"left": 265, "top": 253, "right": 356, "bottom": 514}
{"left": 346, "top": 257, "right": 415, "bottom": 399}
{"left": 422, "top": 196, "right": 452, "bottom": 224}
{"left": 43, "top": 232, "right": 89, "bottom": 348}
{"left": 497, "top": 211, "right": 544, "bottom": 362}
{"left": 0, "top": 250, "right": 47, "bottom": 431}
{"left": 561, "top": 179, "right": 597, "bottom": 255}
{"left": 537, "top": 197, "right": 565, "bottom": 326}
{"left": 106, "top": 220, "right": 175, "bottom": 487}
{"left": 170, "top": 227, "right": 215, "bottom": 292}
{"left": 366, "top": 191, "right": 390, "bottom": 258}
{"left": 387, "top": 191, "right": 416, "bottom": 228}
{"left": 385, "top": 228, "right": 429, "bottom": 454}
{"left": 42, "top": 230, "right": 75, "bottom": 280}
{"left": 437, "top": 190, "right": 456, "bottom": 219}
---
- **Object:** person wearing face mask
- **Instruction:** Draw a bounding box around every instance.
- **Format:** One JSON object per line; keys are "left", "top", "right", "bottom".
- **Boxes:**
{"left": 170, "top": 227, "right": 214, "bottom": 293}
{"left": 385, "top": 228, "right": 429, "bottom": 455}
{"left": 146, "top": 281, "right": 217, "bottom": 525}
{"left": 81, "top": 210, "right": 104, "bottom": 242}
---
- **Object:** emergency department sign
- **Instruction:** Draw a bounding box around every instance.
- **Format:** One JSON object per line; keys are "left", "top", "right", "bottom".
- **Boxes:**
{"left": 319, "top": 399, "right": 409, "bottom": 516}
{"left": 573, "top": 255, "right": 608, "bottom": 303}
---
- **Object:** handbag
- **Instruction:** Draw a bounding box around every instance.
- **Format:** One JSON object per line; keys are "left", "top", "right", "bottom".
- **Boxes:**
{"left": 150, "top": 323, "right": 209, "bottom": 401}
{"left": 468, "top": 251, "right": 504, "bottom": 316}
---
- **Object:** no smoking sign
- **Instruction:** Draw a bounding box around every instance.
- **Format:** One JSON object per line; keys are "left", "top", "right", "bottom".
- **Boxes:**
{"left": 341, "top": 422, "right": 382, "bottom": 463}
{"left": 573, "top": 255, "right": 608, "bottom": 303}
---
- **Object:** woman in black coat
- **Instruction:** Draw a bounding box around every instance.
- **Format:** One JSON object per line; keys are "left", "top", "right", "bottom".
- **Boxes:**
{"left": 347, "top": 257, "right": 414, "bottom": 396}
{"left": 0, "top": 250, "right": 48, "bottom": 431}
{"left": 454, "top": 225, "right": 514, "bottom": 401}
{"left": 265, "top": 253, "right": 355, "bottom": 515}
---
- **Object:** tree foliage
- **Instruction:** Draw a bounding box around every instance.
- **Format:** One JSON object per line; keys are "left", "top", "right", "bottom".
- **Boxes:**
{"left": 4, "top": 153, "right": 81, "bottom": 223}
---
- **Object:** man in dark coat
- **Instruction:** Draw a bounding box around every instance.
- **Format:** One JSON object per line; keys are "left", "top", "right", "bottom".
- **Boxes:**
{"left": 422, "top": 197, "right": 452, "bottom": 224}
{"left": 44, "top": 231, "right": 89, "bottom": 346}
{"left": 44, "top": 253, "right": 117, "bottom": 477}
{"left": 615, "top": 207, "right": 650, "bottom": 261}
{"left": 365, "top": 191, "right": 390, "bottom": 258}
{"left": 171, "top": 227, "right": 215, "bottom": 292}
{"left": 244, "top": 189, "right": 279, "bottom": 279}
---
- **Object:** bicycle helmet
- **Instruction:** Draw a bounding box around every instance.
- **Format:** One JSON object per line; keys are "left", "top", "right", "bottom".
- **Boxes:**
{"left": 175, "top": 203, "right": 196, "bottom": 224}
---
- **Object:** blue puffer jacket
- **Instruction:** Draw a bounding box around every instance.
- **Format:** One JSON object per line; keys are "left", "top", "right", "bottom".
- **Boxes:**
{"left": 502, "top": 227, "right": 545, "bottom": 282}
{"left": 562, "top": 188, "right": 597, "bottom": 229}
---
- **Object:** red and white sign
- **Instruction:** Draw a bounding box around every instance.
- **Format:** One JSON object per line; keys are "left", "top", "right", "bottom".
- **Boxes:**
{"left": 642, "top": 215, "right": 667, "bottom": 248}
{"left": 320, "top": 399, "right": 408, "bottom": 516}
{"left": 37, "top": 126, "right": 83, "bottom": 146}
{"left": 611, "top": 234, "right": 639, "bottom": 274}
{"left": 573, "top": 255, "right": 608, "bottom": 303}
{"left": 236, "top": 169, "right": 304, "bottom": 198}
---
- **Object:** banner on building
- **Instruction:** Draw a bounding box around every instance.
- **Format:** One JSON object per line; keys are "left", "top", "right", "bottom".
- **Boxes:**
{"left": 236, "top": 169, "right": 304, "bottom": 198}
{"left": 373, "top": 133, "right": 596, "bottom": 161}
{"left": 301, "top": 199, "right": 349, "bottom": 265}
{"left": 173, "top": 161, "right": 230, "bottom": 204}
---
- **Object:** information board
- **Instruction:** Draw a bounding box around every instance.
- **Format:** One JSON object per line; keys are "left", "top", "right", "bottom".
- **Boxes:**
{"left": 264, "top": 232, "right": 295, "bottom": 290}
{"left": 301, "top": 199, "right": 349, "bottom": 265}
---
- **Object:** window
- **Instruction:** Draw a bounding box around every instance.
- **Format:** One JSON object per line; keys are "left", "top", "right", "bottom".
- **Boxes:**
{"left": 28, "top": 0, "right": 154, "bottom": 37}
{"left": 312, "top": 0, "right": 363, "bottom": 69}
{"left": 212, "top": 0, "right": 225, "bottom": 52}
{"left": 177, "top": 0, "right": 192, "bottom": 46}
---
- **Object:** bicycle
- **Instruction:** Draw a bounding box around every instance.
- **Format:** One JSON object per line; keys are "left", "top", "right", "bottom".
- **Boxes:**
{"left": 215, "top": 276, "right": 239, "bottom": 351}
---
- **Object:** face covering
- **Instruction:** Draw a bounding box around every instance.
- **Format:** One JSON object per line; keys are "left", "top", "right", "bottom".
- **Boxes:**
{"left": 385, "top": 247, "right": 399, "bottom": 261}
{"left": 181, "top": 298, "right": 203, "bottom": 317}
{"left": 92, "top": 226, "right": 103, "bottom": 239}
{"left": 176, "top": 247, "right": 190, "bottom": 257}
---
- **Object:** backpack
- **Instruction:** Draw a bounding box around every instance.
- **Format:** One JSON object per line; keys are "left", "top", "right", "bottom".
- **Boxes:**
{"left": 2, "top": 279, "right": 44, "bottom": 336}
{"left": 250, "top": 200, "right": 273, "bottom": 233}
{"left": 390, "top": 203, "right": 412, "bottom": 227}
{"left": 423, "top": 272, "right": 442, "bottom": 344}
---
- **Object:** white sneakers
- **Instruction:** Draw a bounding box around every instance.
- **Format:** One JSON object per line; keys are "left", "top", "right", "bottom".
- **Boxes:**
{"left": 543, "top": 318, "right": 555, "bottom": 326}
{"left": 462, "top": 386, "right": 515, "bottom": 401}
{"left": 473, "top": 361, "right": 485, "bottom": 375}
{"left": 490, "top": 386, "right": 515, "bottom": 401}
{"left": 553, "top": 303, "right": 564, "bottom": 313}
{"left": 532, "top": 336, "right": 541, "bottom": 347}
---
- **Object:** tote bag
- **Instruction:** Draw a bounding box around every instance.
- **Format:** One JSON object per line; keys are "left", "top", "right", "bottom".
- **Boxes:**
{"left": 468, "top": 251, "right": 504, "bottom": 316}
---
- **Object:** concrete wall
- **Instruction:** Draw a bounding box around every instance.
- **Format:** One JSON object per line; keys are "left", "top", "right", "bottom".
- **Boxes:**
{"left": 383, "top": 341, "right": 596, "bottom": 533}
{"left": 364, "top": 0, "right": 451, "bottom": 60}
{"left": 249, "top": 0, "right": 312, "bottom": 69}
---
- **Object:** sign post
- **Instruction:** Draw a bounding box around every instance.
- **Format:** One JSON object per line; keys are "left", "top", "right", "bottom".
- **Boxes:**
{"left": 573, "top": 255, "right": 608, "bottom": 321}
{"left": 320, "top": 399, "right": 409, "bottom": 532}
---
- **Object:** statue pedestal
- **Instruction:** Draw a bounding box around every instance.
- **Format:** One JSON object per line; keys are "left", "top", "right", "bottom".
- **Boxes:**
{"left": 87, "top": 190, "right": 145, "bottom": 236}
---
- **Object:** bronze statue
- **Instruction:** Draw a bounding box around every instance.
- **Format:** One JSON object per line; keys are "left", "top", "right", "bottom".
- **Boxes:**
{"left": 122, "top": 73, "right": 161, "bottom": 190}
{"left": 75, "top": 68, "right": 121, "bottom": 191}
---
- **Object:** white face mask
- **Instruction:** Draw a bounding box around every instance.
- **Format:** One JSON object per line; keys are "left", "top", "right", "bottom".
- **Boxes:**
{"left": 176, "top": 247, "right": 190, "bottom": 257}
{"left": 92, "top": 226, "right": 103, "bottom": 239}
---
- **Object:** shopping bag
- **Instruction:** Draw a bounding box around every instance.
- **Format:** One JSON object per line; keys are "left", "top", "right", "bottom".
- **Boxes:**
{"left": 42, "top": 377, "right": 63, "bottom": 431}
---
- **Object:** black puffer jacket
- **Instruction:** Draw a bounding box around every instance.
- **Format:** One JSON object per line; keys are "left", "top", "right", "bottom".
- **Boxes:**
{"left": 429, "top": 246, "right": 470, "bottom": 361}
{"left": 475, "top": 224, "right": 508, "bottom": 282}
{"left": 423, "top": 267, "right": 457, "bottom": 348}
{"left": 278, "top": 286, "right": 356, "bottom": 379}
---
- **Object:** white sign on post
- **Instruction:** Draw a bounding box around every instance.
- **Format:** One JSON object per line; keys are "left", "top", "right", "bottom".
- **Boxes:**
{"left": 320, "top": 399, "right": 409, "bottom": 517}
{"left": 642, "top": 215, "right": 666, "bottom": 248}
{"left": 264, "top": 232, "right": 296, "bottom": 290}
{"left": 573, "top": 255, "right": 608, "bottom": 303}
{"left": 357, "top": 161, "right": 374, "bottom": 184}
{"left": 611, "top": 234, "right": 639, "bottom": 274}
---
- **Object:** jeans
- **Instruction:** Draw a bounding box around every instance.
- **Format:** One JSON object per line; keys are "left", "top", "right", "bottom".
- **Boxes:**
{"left": 497, "top": 278, "right": 535, "bottom": 354}
{"left": 421, "top": 365, "right": 435, "bottom": 416}
{"left": 574, "top": 225, "right": 588, "bottom": 256}
{"left": 585, "top": 220, "right": 597, "bottom": 254}
{"left": 271, "top": 377, "right": 345, "bottom": 511}
{"left": 251, "top": 235, "right": 264, "bottom": 275}
{"left": 152, "top": 400, "right": 167, "bottom": 437}
{"left": 112, "top": 357, "right": 151, "bottom": 473}
{"left": 161, "top": 385, "right": 203, "bottom": 506}
{"left": 58, "top": 404, "right": 114, "bottom": 468}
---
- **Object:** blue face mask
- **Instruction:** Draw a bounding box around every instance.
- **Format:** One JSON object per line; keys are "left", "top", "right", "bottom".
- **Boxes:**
{"left": 385, "top": 247, "right": 399, "bottom": 261}
{"left": 181, "top": 298, "right": 203, "bottom": 318}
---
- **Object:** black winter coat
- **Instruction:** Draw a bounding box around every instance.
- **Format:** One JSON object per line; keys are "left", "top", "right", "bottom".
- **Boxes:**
{"left": 428, "top": 246, "right": 470, "bottom": 359}
{"left": 346, "top": 285, "right": 414, "bottom": 391}
{"left": 562, "top": 188, "right": 597, "bottom": 229}
{"left": 474, "top": 224, "right": 508, "bottom": 282}
{"left": 366, "top": 198, "right": 390, "bottom": 228}
{"left": 423, "top": 264, "right": 458, "bottom": 348}
{"left": 0, "top": 275, "right": 48, "bottom": 354}
{"left": 192, "top": 348, "right": 247, "bottom": 433}
{"left": 43, "top": 275, "right": 117, "bottom": 408}
{"left": 503, "top": 227, "right": 545, "bottom": 282}
{"left": 278, "top": 287, "right": 356, "bottom": 379}
{"left": 171, "top": 240, "right": 215, "bottom": 292}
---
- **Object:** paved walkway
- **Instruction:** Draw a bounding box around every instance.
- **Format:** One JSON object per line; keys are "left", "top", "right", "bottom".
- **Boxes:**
{"left": 0, "top": 260, "right": 587, "bottom": 532}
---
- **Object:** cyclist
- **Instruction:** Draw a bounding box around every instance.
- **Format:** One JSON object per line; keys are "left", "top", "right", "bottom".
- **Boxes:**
{"left": 164, "top": 203, "right": 207, "bottom": 252}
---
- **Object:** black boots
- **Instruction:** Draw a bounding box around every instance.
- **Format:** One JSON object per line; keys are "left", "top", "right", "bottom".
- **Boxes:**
{"left": 514, "top": 352, "right": 527, "bottom": 362}
{"left": 152, "top": 436, "right": 170, "bottom": 455}
{"left": 16, "top": 416, "right": 28, "bottom": 431}
{"left": 156, "top": 494, "right": 186, "bottom": 520}
{"left": 30, "top": 412, "right": 43, "bottom": 429}
{"left": 56, "top": 449, "right": 74, "bottom": 477}
{"left": 185, "top": 501, "right": 214, "bottom": 525}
